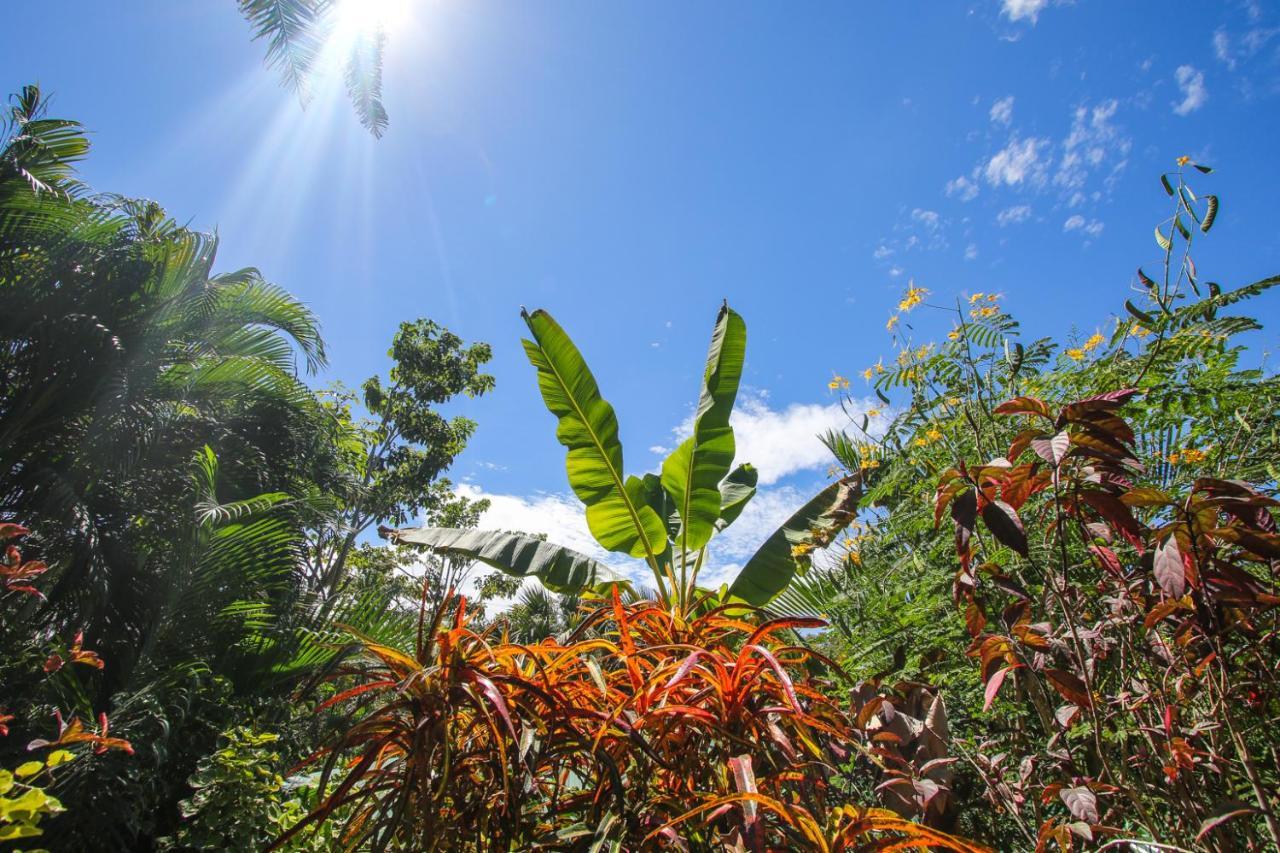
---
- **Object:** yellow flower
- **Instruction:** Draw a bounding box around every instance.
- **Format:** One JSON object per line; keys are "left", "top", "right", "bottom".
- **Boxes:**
{"left": 1083, "top": 332, "right": 1105, "bottom": 351}
{"left": 847, "top": 550, "right": 863, "bottom": 566}
{"left": 1066, "top": 348, "right": 1085, "bottom": 361}
{"left": 866, "top": 407, "right": 882, "bottom": 418}
{"left": 913, "top": 436, "right": 929, "bottom": 447}
{"left": 926, "top": 427, "right": 943, "bottom": 442}
{"left": 860, "top": 458, "right": 880, "bottom": 470}
{"left": 1179, "top": 447, "right": 1208, "bottom": 464}
{"left": 828, "top": 374, "right": 849, "bottom": 391}
{"left": 980, "top": 306, "right": 998, "bottom": 318}
{"left": 898, "top": 281, "right": 929, "bottom": 312}
{"left": 1176, "top": 155, "right": 1190, "bottom": 167}
{"left": 897, "top": 349, "right": 911, "bottom": 366}
{"left": 862, "top": 367, "right": 875, "bottom": 381}
{"left": 886, "top": 314, "right": 900, "bottom": 331}
{"left": 946, "top": 396, "right": 961, "bottom": 406}
{"left": 948, "top": 327, "right": 960, "bottom": 341}
{"left": 874, "top": 358, "right": 885, "bottom": 374}
{"left": 1166, "top": 453, "right": 1180, "bottom": 465}
{"left": 1131, "top": 324, "right": 1150, "bottom": 338}
{"left": 986, "top": 293, "right": 1000, "bottom": 302}
{"left": 968, "top": 292, "right": 985, "bottom": 305}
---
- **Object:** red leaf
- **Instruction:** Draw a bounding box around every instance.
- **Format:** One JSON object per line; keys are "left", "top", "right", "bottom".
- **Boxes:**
{"left": 1154, "top": 534, "right": 1186, "bottom": 598}
{"left": 981, "top": 500, "right": 1029, "bottom": 557}
{"left": 1031, "top": 430, "right": 1070, "bottom": 468}
{"left": 1196, "top": 802, "right": 1258, "bottom": 842}
{"left": 1057, "top": 388, "right": 1141, "bottom": 427}
{"left": 984, "top": 665, "right": 1014, "bottom": 712}
{"left": 1044, "top": 668, "right": 1091, "bottom": 708}
{"left": 1059, "top": 786, "right": 1099, "bottom": 824}
{"left": 994, "top": 396, "right": 1053, "bottom": 419}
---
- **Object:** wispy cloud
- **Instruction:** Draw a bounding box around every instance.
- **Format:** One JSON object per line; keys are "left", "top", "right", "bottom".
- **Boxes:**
{"left": 989, "top": 95, "right": 1015, "bottom": 126}
{"left": 1001, "top": 0, "right": 1049, "bottom": 23}
{"left": 1173, "top": 65, "right": 1208, "bottom": 115}
{"left": 964, "top": 243, "right": 979, "bottom": 261}
{"left": 1054, "top": 99, "right": 1130, "bottom": 194}
{"left": 996, "top": 204, "right": 1032, "bottom": 226}
{"left": 1063, "top": 214, "right": 1104, "bottom": 237}
{"left": 945, "top": 174, "right": 980, "bottom": 202}
{"left": 984, "top": 136, "right": 1050, "bottom": 187}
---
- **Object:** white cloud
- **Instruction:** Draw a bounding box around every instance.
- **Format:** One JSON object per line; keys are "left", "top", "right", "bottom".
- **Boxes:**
{"left": 911, "top": 208, "right": 941, "bottom": 230}
{"left": 1173, "top": 65, "right": 1208, "bottom": 115}
{"left": 996, "top": 204, "right": 1032, "bottom": 226}
{"left": 659, "top": 391, "right": 885, "bottom": 486}
{"left": 964, "top": 243, "right": 979, "bottom": 261}
{"left": 873, "top": 243, "right": 894, "bottom": 260}
{"left": 1213, "top": 30, "right": 1235, "bottom": 69}
{"left": 1063, "top": 215, "right": 1104, "bottom": 237}
{"left": 989, "top": 96, "right": 1015, "bottom": 126}
{"left": 1055, "top": 99, "right": 1130, "bottom": 193}
{"left": 945, "top": 174, "right": 980, "bottom": 201}
{"left": 1002, "top": 0, "right": 1048, "bottom": 23}
{"left": 984, "top": 137, "right": 1049, "bottom": 187}
{"left": 888, "top": 265, "right": 904, "bottom": 277}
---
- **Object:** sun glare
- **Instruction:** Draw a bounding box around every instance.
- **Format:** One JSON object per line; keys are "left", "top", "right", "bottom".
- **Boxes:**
{"left": 330, "top": 0, "right": 413, "bottom": 45}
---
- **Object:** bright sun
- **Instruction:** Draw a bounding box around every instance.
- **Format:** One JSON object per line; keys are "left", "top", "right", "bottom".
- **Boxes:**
{"left": 330, "top": 0, "right": 413, "bottom": 45}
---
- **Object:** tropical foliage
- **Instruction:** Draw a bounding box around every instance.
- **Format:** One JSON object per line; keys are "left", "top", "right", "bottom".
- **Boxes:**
{"left": 808, "top": 161, "right": 1280, "bottom": 850}
{"left": 4, "top": 76, "right": 1279, "bottom": 852}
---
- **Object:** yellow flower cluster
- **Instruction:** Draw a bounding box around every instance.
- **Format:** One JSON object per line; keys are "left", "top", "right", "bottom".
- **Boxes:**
{"left": 947, "top": 327, "right": 961, "bottom": 341}
{"left": 865, "top": 407, "right": 882, "bottom": 418}
{"left": 1130, "top": 323, "right": 1151, "bottom": 338}
{"left": 842, "top": 522, "right": 874, "bottom": 566}
{"left": 857, "top": 444, "right": 880, "bottom": 470}
{"left": 886, "top": 314, "right": 900, "bottom": 331}
{"left": 862, "top": 359, "right": 885, "bottom": 381}
{"left": 912, "top": 425, "right": 944, "bottom": 448}
{"left": 968, "top": 292, "right": 1000, "bottom": 305}
{"left": 1083, "top": 332, "right": 1105, "bottom": 351}
{"left": 1066, "top": 348, "right": 1085, "bottom": 361}
{"left": 1167, "top": 447, "right": 1209, "bottom": 465}
{"left": 828, "top": 374, "right": 850, "bottom": 392}
{"left": 898, "top": 281, "right": 929, "bottom": 312}
{"left": 1176, "top": 155, "right": 1191, "bottom": 167}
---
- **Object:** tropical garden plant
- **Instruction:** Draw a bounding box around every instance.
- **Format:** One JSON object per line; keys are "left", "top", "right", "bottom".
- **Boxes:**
{"left": 808, "top": 160, "right": 1280, "bottom": 850}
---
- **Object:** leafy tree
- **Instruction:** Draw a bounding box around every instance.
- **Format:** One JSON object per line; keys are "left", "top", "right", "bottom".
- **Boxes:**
{"left": 301, "top": 320, "right": 493, "bottom": 598}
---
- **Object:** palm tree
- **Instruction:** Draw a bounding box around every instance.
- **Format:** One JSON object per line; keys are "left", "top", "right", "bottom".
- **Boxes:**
{"left": 0, "top": 85, "right": 327, "bottom": 680}
{"left": 237, "top": 0, "right": 390, "bottom": 137}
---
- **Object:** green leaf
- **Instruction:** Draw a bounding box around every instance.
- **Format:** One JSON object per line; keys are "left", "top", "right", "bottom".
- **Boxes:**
{"left": 727, "top": 476, "right": 862, "bottom": 606}
{"left": 1154, "top": 225, "right": 1172, "bottom": 252}
{"left": 662, "top": 303, "right": 747, "bottom": 553}
{"left": 1201, "top": 195, "right": 1218, "bottom": 233}
{"left": 1160, "top": 174, "right": 1175, "bottom": 197}
{"left": 521, "top": 309, "right": 667, "bottom": 561}
{"left": 716, "top": 463, "right": 758, "bottom": 532}
{"left": 1173, "top": 215, "right": 1191, "bottom": 241}
{"left": 1125, "top": 300, "right": 1155, "bottom": 325}
{"left": 384, "top": 527, "right": 624, "bottom": 594}
{"left": 1193, "top": 163, "right": 1214, "bottom": 174}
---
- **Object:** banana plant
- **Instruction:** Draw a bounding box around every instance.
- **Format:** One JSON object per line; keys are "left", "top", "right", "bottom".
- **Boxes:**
{"left": 385, "top": 303, "right": 861, "bottom": 612}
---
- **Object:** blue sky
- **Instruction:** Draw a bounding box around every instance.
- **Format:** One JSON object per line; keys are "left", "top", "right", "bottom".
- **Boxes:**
{"left": 4, "top": 0, "right": 1279, "bottom": 583}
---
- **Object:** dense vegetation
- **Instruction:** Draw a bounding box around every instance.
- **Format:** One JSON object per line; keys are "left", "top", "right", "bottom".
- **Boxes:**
{"left": 2, "top": 82, "right": 1278, "bottom": 852}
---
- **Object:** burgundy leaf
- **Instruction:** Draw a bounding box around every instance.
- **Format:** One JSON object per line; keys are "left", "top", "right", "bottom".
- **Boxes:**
{"left": 981, "top": 500, "right": 1029, "bottom": 557}
{"left": 1060, "top": 786, "right": 1099, "bottom": 824}
{"left": 1031, "top": 430, "right": 1070, "bottom": 468}
{"left": 1154, "top": 534, "right": 1186, "bottom": 598}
